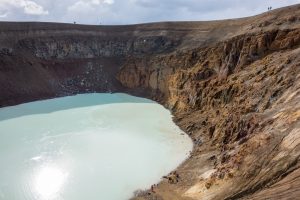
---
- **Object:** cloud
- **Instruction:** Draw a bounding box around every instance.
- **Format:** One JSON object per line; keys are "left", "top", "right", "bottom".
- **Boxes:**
{"left": 90, "top": 0, "right": 114, "bottom": 5}
{"left": 68, "top": 0, "right": 114, "bottom": 9}
{"left": 65, "top": 0, "right": 114, "bottom": 24}
{"left": 22, "top": 0, "right": 49, "bottom": 15}
{"left": 0, "top": 12, "right": 8, "bottom": 18}
{"left": 0, "top": 0, "right": 298, "bottom": 24}
{"left": 0, "top": 0, "right": 48, "bottom": 16}
{"left": 67, "top": 0, "right": 114, "bottom": 14}
{"left": 67, "top": 1, "right": 95, "bottom": 12}
{"left": 103, "top": 0, "right": 114, "bottom": 4}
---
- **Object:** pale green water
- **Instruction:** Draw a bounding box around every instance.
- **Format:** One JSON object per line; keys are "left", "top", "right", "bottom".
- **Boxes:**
{"left": 0, "top": 93, "right": 193, "bottom": 200}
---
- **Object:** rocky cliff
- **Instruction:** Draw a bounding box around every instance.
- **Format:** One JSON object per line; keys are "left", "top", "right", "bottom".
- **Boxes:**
{"left": 0, "top": 4, "right": 300, "bottom": 200}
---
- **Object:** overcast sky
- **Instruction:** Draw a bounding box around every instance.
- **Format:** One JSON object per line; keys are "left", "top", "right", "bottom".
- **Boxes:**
{"left": 0, "top": 0, "right": 299, "bottom": 25}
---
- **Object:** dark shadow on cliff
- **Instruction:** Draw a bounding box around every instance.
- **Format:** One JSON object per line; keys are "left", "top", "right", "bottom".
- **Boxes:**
{"left": 0, "top": 93, "right": 155, "bottom": 121}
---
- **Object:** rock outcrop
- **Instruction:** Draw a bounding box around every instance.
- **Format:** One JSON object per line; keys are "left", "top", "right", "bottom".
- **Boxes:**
{"left": 0, "top": 4, "right": 300, "bottom": 200}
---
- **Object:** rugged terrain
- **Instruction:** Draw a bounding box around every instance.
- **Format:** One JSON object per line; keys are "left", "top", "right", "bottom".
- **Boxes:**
{"left": 0, "top": 4, "right": 300, "bottom": 200}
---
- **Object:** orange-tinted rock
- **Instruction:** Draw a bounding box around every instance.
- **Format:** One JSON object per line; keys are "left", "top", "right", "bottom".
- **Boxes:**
{"left": 0, "top": 4, "right": 300, "bottom": 200}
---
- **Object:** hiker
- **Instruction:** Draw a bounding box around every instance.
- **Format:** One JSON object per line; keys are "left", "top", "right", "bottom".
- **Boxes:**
{"left": 151, "top": 185, "right": 155, "bottom": 193}
{"left": 176, "top": 172, "right": 179, "bottom": 179}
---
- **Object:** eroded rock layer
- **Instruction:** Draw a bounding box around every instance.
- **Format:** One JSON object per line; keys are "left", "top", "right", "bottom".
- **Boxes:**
{"left": 0, "top": 4, "right": 300, "bottom": 200}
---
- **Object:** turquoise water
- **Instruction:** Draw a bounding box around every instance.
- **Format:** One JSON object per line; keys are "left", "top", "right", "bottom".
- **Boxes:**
{"left": 0, "top": 93, "right": 193, "bottom": 200}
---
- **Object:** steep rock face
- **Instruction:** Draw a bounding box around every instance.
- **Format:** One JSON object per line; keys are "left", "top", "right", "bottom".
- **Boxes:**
{"left": 0, "top": 4, "right": 300, "bottom": 200}
{"left": 118, "top": 28, "right": 300, "bottom": 113}
{"left": 24, "top": 35, "right": 178, "bottom": 59}
{"left": 120, "top": 24, "right": 300, "bottom": 200}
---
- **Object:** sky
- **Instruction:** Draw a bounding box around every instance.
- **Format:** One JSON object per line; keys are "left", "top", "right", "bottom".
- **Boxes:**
{"left": 0, "top": 0, "right": 299, "bottom": 25}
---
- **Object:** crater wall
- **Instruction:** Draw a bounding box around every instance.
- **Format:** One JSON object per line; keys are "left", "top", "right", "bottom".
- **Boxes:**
{"left": 0, "top": 4, "right": 300, "bottom": 200}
